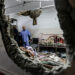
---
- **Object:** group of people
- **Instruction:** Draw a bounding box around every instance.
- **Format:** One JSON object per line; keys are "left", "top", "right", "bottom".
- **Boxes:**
{"left": 13, "top": 26, "right": 31, "bottom": 47}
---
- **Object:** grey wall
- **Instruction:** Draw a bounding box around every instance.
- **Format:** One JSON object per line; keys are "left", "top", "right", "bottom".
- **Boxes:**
{"left": 9, "top": 7, "right": 63, "bottom": 38}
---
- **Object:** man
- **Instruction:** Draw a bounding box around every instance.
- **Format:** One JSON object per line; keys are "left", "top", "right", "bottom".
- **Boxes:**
{"left": 13, "top": 26, "right": 20, "bottom": 45}
{"left": 20, "top": 26, "right": 31, "bottom": 47}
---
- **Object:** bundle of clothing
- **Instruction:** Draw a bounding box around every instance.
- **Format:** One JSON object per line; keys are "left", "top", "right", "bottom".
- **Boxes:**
{"left": 20, "top": 46, "right": 37, "bottom": 58}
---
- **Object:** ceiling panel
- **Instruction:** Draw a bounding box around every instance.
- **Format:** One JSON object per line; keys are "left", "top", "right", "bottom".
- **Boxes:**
{"left": 41, "top": 1, "right": 54, "bottom": 7}
{"left": 5, "top": 2, "right": 40, "bottom": 14}
{"left": 5, "top": 0, "right": 21, "bottom": 8}
{"left": 5, "top": 0, "right": 54, "bottom": 14}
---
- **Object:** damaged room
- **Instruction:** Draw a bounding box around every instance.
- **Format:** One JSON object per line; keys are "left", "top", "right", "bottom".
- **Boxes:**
{"left": 0, "top": 0, "right": 75, "bottom": 75}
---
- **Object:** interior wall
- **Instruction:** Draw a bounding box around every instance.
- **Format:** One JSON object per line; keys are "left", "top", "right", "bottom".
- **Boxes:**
{"left": 9, "top": 7, "right": 63, "bottom": 38}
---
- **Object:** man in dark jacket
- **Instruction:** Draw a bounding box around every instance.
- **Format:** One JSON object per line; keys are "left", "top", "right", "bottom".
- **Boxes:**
{"left": 13, "top": 26, "right": 20, "bottom": 45}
